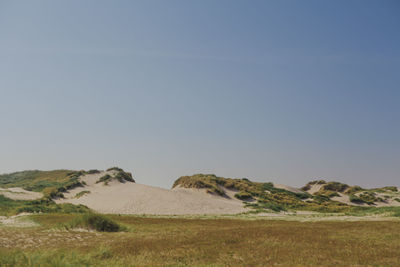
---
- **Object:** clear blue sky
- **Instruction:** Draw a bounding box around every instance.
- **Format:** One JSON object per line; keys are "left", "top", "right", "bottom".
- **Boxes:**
{"left": 0, "top": 0, "right": 399, "bottom": 188}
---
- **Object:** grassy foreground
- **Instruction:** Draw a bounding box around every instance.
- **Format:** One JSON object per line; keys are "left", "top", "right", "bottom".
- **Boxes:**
{"left": 1, "top": 214, "right": 400, "bottom": 266}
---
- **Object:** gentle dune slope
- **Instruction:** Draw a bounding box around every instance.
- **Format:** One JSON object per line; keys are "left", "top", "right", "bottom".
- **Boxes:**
{"left": 0, "top": 187, "right": 42, "bottom": 200}
{"left": 273, "top": 183, "right": 304, "bottom": 194}
{"left": 56, "top": 172, "right": 247, "bottom": 215}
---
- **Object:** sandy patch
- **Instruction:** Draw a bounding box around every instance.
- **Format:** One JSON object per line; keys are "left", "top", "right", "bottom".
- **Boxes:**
{"left": 0, "top": 213, "right": 38, "bottom": 227}
{"left": 273, "top": 183, "right": 304, "bottom": 194}
{"left": 0, "top": 187, "right": 43, "bottom": 200}
{"left": 331, "top": 193, "right": 368, "bottom": 206}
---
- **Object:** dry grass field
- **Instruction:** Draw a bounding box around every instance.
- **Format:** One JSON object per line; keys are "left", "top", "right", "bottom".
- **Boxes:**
{"left": 1, "top": 214, "right": 400, "bottom": 266}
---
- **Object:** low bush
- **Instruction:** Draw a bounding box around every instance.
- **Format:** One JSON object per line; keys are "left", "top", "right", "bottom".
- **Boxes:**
{"left": 345, "top": 186, "right": 364, "bottom": 195}
{"left": 106, "top": 167, "right": 123, "bottom": 172}
{"left": 322, "top": 182, "right": 349, "bottom": 193}
{"left": 96, "top": 171, "right": 134, "bottom": 185}
{"left": 349, "top": 192, "right": 377, "bottom": 205}
{"left": 96, "top": 174, "right": 111, "bottom": 184}
{"left": 234, "top": 191, "right": 253, "bottom": 200}
{"left": 64, "top": 213, "right": 125, "bottom": 232}
{"left": 115, "top": 171, "right": 135, "bottom": 183}
{"left": 87, "top": 169, "right": 100, "bottom": 174}
{"left": 383, "top": 186, "right": 398, "bottom": 192}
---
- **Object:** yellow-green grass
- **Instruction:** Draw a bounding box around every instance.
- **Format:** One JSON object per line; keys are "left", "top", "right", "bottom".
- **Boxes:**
{"left": 0, "top": 195, "right": 90, "bottom": 216}
{"left": 0, "top": 170, "right": 74, "bottom": 192}
{"left": 1, "top": 214, "right": 400, "bottom": 266}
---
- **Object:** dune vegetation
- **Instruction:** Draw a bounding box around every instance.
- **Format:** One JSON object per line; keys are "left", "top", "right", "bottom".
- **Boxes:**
{"left": 174, "top": 174, "right": 400, "bottom": 214}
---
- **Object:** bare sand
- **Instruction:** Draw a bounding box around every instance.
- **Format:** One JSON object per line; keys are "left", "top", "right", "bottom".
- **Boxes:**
{"left": 56, "top": 172, "right": 248, "bottom": 215}
{"left": 306, "top": 183, "right": 324, "bottom": 194}
{"left": 331, "top": 192, "right": 367, "bottom": 206}
{"left": 0, "top": 187, "right": 42, "bottom": 200}
{"left": 273, "top": 183, "right": 304, "bottom": 194}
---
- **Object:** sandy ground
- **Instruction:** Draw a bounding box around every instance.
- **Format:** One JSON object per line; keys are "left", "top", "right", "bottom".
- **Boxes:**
{"left": 0, "top": 187, "right": 42, "bottom": 200}
{"left": 273, "top": 183, "right": 304, "bottom": 194}
{"left": 56, "top": 172, "right": 248, "bottom": 215}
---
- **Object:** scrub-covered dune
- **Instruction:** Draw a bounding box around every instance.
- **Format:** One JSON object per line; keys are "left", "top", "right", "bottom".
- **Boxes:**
{"left": 1, "top": 168, "right": 400, "bottom": 216}
{"left": 301, "top": 180, "right": 400, "bottom": 207}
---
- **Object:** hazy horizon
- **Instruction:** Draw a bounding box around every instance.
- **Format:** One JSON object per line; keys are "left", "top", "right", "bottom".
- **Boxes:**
{"left": 1, "top": 1, "right": 399, "bottom": 189}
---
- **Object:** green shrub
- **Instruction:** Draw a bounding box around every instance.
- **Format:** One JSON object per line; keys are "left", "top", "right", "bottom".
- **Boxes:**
{"left": 96, "top": 171, "right": 134, "bottom": 185}
{"left": 96, "top": 174, "right": 111, "bottom": 184}
{"left": 87, "top": 169, "right": 100, "bottom": 174}
{"left": 345, "top": 186, "right": 364, "bottom": 195}
{"left": 301, "top": 180, "right": 326, "bottom": 191}
{"left": 64, "top": 213, "right": 125, "bottom": 232}
{"left": 301, "top": 184, "right": 311, "bottom": 191}
{"left": 234, "top": 191, "right": 253, "bottom": 200}
{"left": 42, "top": 187, "right": 64, "bottom": 199}
{"left": 115, "top": 171, "right": 135, "bottom": 183}
{"left": 106, "top": 167, "right": 123, "bottom": 172}
{"left": 349, "top": 194, "right": 364, "bottom": 204}
{"left": 349, "top": 192, "right": 377, "bottom": 205}
{"left": 322, "top": 182, "right": 349, "bottom": 192}
{"left": 383, "top": 186, "right": 398, "bottom": 192}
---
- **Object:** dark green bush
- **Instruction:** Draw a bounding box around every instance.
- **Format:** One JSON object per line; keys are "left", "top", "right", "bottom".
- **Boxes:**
{"left": 87, "top": 169, "right": 101, "bottom": 174}
{"left": 115, "top": 171, "right": 135, "bottom": 183}
{"left": 322, "top": 182, "right": 349, "bottom": 192}
{"left": 64, "top": 213, "right": 124, "bottom": 232}
{"left": 96, "top": 175, "right": 111, "bottom": 184}
{"left": 234, "top": 191, "right": 253, "bottom": 200}
{"left": 383, "top": 186, "right": 398, "bottom": 192}
{"left": 106, "top": 167, "right": 123, "bottom": 172}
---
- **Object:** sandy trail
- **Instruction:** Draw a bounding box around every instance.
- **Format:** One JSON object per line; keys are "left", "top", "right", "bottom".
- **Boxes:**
{"left": 56, "top": 172, "right": 247, "bottom": 215}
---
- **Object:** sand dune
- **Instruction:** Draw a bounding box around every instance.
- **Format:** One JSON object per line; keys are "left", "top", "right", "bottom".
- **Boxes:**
{"left": 56, "top": 172, "right": 248, "bottom": 215}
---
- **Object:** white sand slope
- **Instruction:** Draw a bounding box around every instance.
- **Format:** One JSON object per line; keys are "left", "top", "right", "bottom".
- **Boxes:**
{"left": 330, "top": 193, "right": 367, "bottom": 206}
{"left": 0, "top": 187, "right": 42, "bottom": 200}
{"left": 305, "top": 183, "right": 324, "bottom": 194}
{"left": 273, "top": 183, "right": 304, "bottom": 194}
{"left": 56, "top": 172, "right": 247, "bottom": 215}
